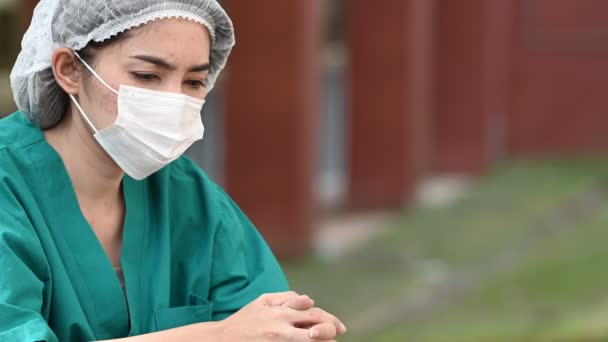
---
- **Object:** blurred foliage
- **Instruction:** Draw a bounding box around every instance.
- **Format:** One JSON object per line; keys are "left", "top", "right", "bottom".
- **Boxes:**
{"left": 0, "top": 70, "right": 15, "bottom": 115}
{"left": 283, "top": 159, "right": 608, "bottom": 341}
{"left": 0, "top": 6, "right": 19, "bottom": 69}
{"left": 0, "top": 3, "right": 18, "bottom": 116}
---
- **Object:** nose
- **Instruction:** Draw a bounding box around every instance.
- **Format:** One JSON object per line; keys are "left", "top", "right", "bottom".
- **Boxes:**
{"left": 165, "top": 81, "right": 183, "bottom": 95}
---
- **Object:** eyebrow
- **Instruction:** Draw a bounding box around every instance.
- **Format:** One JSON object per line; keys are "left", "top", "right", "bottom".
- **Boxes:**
{"left": 130, "top": 55, "right": 211, "bottom": 72}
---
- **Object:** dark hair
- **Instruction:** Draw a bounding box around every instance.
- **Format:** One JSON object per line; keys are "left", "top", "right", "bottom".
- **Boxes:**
{"left": 39, "top": 31, "right": 131, "bottom": 130}
{"left": 77, "top": 31, "right": 132, "bottom": 67}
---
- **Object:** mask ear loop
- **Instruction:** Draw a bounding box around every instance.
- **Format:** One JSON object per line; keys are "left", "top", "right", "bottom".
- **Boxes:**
{"left": 69, "top": 94, "right": 98, "bottom": 133}
{"left": 69, "top": 50, "right": 121, "bottom": 133}
{"left": 73, "top": 50, "right": 119, "bottom": 95}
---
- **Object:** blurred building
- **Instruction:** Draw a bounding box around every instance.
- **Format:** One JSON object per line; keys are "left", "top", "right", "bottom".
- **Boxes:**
{"left": 7, "top": 0, "right": 608, "bottom": 257}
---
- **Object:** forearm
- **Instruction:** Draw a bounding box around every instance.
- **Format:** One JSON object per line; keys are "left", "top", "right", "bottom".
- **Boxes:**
{"left": 98, "top": 321, "right": 223, "bottom": 342}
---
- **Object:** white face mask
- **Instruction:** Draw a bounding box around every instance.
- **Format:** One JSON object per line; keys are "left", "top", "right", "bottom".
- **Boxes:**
{"left": 69, "top": 52, "right": 206, "bottom": 180}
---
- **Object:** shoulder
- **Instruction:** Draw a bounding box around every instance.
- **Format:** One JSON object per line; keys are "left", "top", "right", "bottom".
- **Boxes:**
{"left": 0, "top": 129, "right": 48, "bottom": 278}
{"left": 160, "top": 155, "right": 254, "bottom": 231}
{"left": 165, "top": 155, "right": 223, "bottom": 201}
{"left": 0, "top": 113, "right": 41, "bottom": 224}
{"left": 0, "top": 111, "right": 43, "bottom": 152}
{"left": 155, "top": 155, "right": 232, "bottom": 224}
{"left": 165, "top": 155, "right": 216, "bottom": 188}
{"left": 0, "top": 112, "right": 47, "bottom": 191}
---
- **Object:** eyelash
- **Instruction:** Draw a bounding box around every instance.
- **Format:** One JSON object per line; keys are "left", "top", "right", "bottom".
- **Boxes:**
{"left": 130, "top": 72, "right": 207, "bottom": 89}
{"left": 185, "top": 80, "right": 206, "bottom": 89}
{"left": 131, "top": 72, "right": 159, "bottom": 82}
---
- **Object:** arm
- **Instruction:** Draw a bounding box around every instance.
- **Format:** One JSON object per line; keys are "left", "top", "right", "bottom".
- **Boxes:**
{"left": 99, "top": 321, "right": 222, "bottom": 342}
{"left": 0, "top": 209, "right": 340, "bottom": 342}
{"left": 0, "top": 210, "right": 58, "bottom": 342}
{"left": 207, "top": 184, "right": 290, "bottom": 320}
{"left": 102, "top": 293, "right": 344, "bottom": 342}
{"left": 107, "top": 177, "right": 344, "bottom": 341}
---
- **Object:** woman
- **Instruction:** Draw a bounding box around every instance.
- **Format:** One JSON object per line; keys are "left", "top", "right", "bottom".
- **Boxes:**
{"left": 1, "top": 0, "right": 346, "bottom": 341}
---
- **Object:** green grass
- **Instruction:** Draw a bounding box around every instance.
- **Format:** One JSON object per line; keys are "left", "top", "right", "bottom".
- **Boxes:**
{"left": 376, "top": 207, "right": 608, "bottom": 341}
{"left": 282, "top": 159, "right": 608, "bottom": 341}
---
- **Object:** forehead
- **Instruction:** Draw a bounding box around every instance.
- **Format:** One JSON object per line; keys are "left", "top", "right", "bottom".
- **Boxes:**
{"left": 109, "top": 18, "right": 211, "bottom": 62}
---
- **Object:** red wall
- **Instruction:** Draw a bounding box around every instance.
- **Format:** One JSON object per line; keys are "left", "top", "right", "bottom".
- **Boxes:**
{"left": 223, "top": 0, "right": 323, "bottom": 257}
{"left": 21, "top": 0, "right": 38, "bottom": 32}
{"left": 346, "top": 0, "right": 435, "bottom": 209}
{"left": 432, "top": 0, "right": 514, "bottom": 174}
{"left": 509, "top": 0, "right": 608, "bottom": 155}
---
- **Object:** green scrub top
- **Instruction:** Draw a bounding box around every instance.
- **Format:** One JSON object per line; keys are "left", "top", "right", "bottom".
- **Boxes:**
{"left": 0, "top": 112, "right": 289, "bottom": 341}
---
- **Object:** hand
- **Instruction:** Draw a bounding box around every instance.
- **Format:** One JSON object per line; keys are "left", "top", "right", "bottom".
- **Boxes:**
{"left": 281, "top": 293, "right": 347, "bottom": 340}
{"left": 217, "top": 291, "right": 347, "bottom": 341}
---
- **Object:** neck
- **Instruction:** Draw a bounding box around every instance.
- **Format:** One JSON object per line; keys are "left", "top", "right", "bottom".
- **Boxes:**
{"left": 44, "top": 108, "right": 124, "bottom": 203}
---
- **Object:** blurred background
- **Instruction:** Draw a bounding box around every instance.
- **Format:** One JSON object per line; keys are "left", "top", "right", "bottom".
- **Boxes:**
{"left": 3, "top": 0, "right": 608, "bottom": 340}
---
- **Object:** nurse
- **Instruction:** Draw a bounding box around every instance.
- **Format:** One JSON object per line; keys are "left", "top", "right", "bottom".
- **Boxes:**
{"left": 1, "top": 0, "right": 345, "bottom": 341}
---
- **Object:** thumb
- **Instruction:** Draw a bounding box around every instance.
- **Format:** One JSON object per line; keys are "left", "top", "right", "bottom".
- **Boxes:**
{"left": 283, "top": 295, "right": 315, "bottom": 311}
{"left": 258, "top": 291, "right": 301, "bottom": 306}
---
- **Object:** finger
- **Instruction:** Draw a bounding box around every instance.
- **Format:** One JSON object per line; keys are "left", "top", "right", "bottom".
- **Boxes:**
{"left": 259, "top": 291, "right": 300, "bottom": 306}
{"left": 283, "top": 295, "right": 315, "bottom": 311}
{"left": 285, "top": 326, "right": 337, "bottom": 342}
{"left": 308, "top": 322, "right": 338, "bottom": 340}
{"left": 289, "top": 307, "right": 347, "bottom": 335}
{"left": 309, "top": 321, "right": 346, "bottom": 337}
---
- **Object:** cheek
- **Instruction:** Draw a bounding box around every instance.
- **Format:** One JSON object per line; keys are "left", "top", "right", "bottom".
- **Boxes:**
{"left": 98, "top": 91, "right": 119, "bottom": 127}
{"left": 81, "top": 77, "right": 119, "bottom": 130}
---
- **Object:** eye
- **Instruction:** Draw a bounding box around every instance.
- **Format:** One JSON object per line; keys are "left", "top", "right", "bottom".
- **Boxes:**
{"left": 185, "top": 79, "right": 206, "bottom": 89}
{"left": 130, "top": 72, "right": 160, "bottom": 82}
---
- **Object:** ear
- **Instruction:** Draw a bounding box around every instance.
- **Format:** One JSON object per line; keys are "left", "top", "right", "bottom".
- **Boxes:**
{"left": 51, "top": 48, "right": 82, "bottom": 96}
